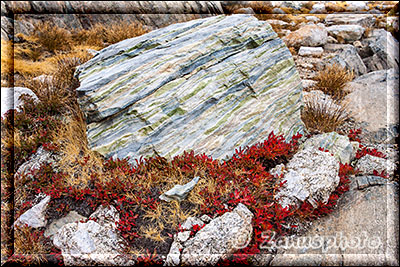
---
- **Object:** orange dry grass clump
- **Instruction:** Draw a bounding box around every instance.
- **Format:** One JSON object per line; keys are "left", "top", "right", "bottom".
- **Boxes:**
{"left": 32, "top": 21, "right": 71, "bottom": 52}
{"left": 313, "top": 63, "right": 354, "bottom": 101}
{"left": 72, "top": 21, "right": 149, "bottom": 48}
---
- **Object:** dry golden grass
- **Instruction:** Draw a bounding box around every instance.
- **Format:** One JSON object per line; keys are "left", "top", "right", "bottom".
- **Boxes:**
{"left": 14, "top": 59, "right": 55, "bottom": 77}
{"left": 140, "top": 226, "right": 166, "bottom": 243}
{"left": 72, "top": 21, "right": 148, "bottom": 48}
{"left": 51, "top": 116, "right": 105, "bottom": 190}
{"left": 13, "top": 225, "right": 48, "bottom": 265}
{"left": 1, "top": 39, "right": 14, "bottom": 86}
{"left": 325, "top": 2, "right": 348, "bottom": 13}
{"left": 32, "top": 21, "right": 71, "bottom": 52}
{"left": 313, "top": 63, "right": 354, "bottom": 101}
{"left": 49, "top": 51, "right": 92, "bottom": 90}
{"left": 301, "top": 95, "right": 349, "bottom": 134}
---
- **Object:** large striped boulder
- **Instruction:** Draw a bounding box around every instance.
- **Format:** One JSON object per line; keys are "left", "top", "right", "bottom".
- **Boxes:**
{"left": 75, "top": 14, "right": 304, "bottom": 161}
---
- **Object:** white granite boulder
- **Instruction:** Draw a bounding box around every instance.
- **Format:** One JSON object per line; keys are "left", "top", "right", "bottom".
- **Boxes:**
{"left": 169, "top": 203, "right": 254, "bottom": 266}
{"left": 14, "top": 195, "right": 51, "bottom": 228}
{"left": 327, "top": 24, "right": 365, "bottom": 43}
{"left": 275, "top": 146, "right": 340, "bottom": 209}
{"left": 299, "top": 132, "right": 355, "bottom": 164}
{"left": 53, "top": 205, "right": 134, "bottom": 266}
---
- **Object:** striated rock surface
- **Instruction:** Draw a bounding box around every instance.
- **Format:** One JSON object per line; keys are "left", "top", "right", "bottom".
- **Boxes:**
{"left": 76, "top": 14, "right": 304, "bottom": 161}
{"left": 275, "top": 146, "right": 340, "bottom": 209}
{"left": 180, "top": 203, "right": 253, "bottom": 266}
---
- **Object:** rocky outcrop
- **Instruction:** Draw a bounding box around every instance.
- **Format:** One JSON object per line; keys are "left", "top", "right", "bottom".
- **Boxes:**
{"left": 275, "top": 146, "right": 340, "bottom": 209}
{"left": 14, "top": 146, "right": 58, "bottom": 178}
{"left": 324, "top": 14, "right": 376, "bottom": 27}
{"left": 76, "top": 14, "right": 304, "bottom": 161}
{"left": 328, "top": 44, "right": 367, "bottom": 76}
{"left": 159, "top": 176, "right": 200, "bottom": 202}
{"left": 327, "top": 24, "right": 365, "bottom": 43}
{"left": 44, "top": 211, "right": 87, "bottom": 239}
{"left": 283, "top": 24, "right": 328, "bottom": 48}
{"left": 14, "top": 195, "right": 51, "bottom": 228}
{"left": 362, "top": 29, "right": 399, "bottom": 72}
{"left": 53, "top": 205, "right": 134, "bottom": 266}
{"left": 343, "top": 68, "right": 399, "bottom": 139}
{"left": 269, "top": 179, "right": 399, "bottom": 266}
{"left": 298, "top": 46, "right": 323, "bottom": 57}
{"left": 299, "top": 132, "right": 355, "bottom": 164}
{"left": 355, "top": 154, "right": 397, "bottom": 176}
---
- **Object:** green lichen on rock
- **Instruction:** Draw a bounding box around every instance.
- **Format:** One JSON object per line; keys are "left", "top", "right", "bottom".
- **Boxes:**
{"left": 76, "top": 14, "right": 305, "bottom": 161}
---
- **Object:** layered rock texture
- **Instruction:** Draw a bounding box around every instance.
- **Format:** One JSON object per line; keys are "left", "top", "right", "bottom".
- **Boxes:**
{"left": 76, "top": 14, "right": 304, "bottom": 161}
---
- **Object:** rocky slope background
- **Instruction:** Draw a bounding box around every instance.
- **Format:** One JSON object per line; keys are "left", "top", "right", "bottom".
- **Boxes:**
{"left": 1, "top": 1, "right": 399, "bottom": 266}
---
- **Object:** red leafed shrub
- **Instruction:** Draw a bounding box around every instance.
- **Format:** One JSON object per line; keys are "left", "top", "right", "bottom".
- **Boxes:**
{"left": 355, "top": 145, "right": 387, "bottom": 159}
{"left": 372, "top": 169, "right": 389, "bottom": 179}
{"left": 348, "top": 128, "right": 362, "bottom": 142}
{"left": 136, "top": 248, "right": 163, "bottom": 266}
{"left": 11, "top": 129, "right": 358, "bottom": 265}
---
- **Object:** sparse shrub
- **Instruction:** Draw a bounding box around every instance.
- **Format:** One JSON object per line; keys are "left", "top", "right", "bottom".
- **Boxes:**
{"left": 313, "top": 63, "right": 354, "bottom": 101}
{"left": 33, "top": 21, "right": 71, "bottom": 52}
{"left": 50, "top": 51, "right": 92, "bottom": 90}
{"left": 301, "top": 95, "right": 349, "bottom": 134}
{"left": 247, "top": 1, "right": 274, "bottom": 14}
{"left": 1, "top": 95, "right": 63, "bottom": 170}
{"left": 325, "top": 2, "right": 348, "bottom": 13}
{"left": 6, "top": 222, "right": 63, "bottom": 266}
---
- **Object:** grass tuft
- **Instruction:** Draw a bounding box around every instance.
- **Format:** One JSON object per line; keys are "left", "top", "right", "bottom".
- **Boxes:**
{"left": 301, "top": 95, "right": 349, "bottom": 134}
{"left": 313, "top": 63, "right": 354, "bottom": 101}
{"left": 32, "top": 21, "right": 71, "bottom": 53}
{"left": 72, "top": 21, "right": 149, "bottom": 48}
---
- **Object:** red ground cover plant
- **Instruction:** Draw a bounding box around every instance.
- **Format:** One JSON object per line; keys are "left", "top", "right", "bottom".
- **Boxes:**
{"left": 348, "top": 128, "right": 362, "bottom": 143}
{"left": 5, "top": 95, "right": 357, "bottom": 266}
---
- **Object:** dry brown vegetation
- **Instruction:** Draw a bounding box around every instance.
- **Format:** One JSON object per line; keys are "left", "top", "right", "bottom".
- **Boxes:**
{"left": 11, "top": 225, "right": 50, "bottom": 266}
{"left": 301, "top": 95, "right": 350, "bottom": 134}
{"left": 313, "top": 63, "right": 354, "bottom": 101}
{"left": 33, "top": 21, "right": 72, "bottom": 52}
{"left": 72, "top": 21, "right": 148, "bottom": 48}
{"left": 1, "top": 20, "right": 150, "bottom": 265}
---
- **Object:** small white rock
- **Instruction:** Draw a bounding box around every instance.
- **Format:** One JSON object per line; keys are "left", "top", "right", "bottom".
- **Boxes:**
{"left": 298, "top": 46, "right": 324, "bottom": 57}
